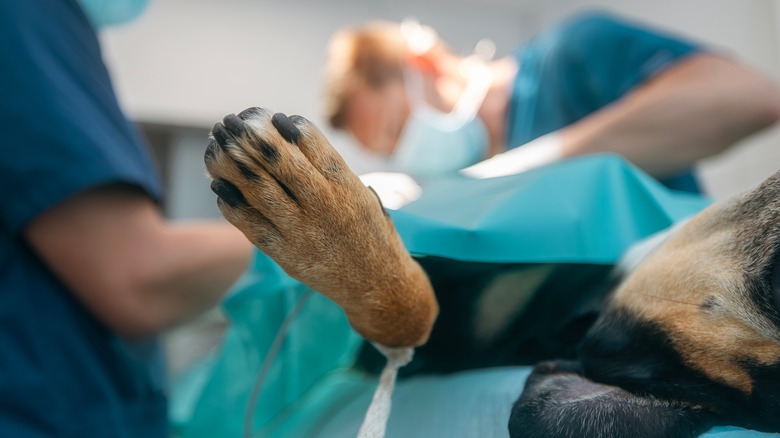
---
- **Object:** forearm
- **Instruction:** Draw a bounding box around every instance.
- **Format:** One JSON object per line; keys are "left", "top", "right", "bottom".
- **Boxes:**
{"left": 131, "top": 222, "right": 253, "bottom": 336}
{"left": 558, "top": 54, "right": 780, "bottom": 178}
{"left": 26, "top": 186, "right": 253, "bottom": 340}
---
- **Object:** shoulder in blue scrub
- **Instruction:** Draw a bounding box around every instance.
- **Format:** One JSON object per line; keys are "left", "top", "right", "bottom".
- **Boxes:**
{"left": 505, "top": 11, "right": 704, "bottom": 193}
{"left": 0, "top": 0, "right": 167, "bottom": 437}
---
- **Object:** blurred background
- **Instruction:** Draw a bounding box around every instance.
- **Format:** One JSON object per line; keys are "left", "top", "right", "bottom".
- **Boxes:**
{"left": 96, "top": 0, "right": 780, "bottom": 373}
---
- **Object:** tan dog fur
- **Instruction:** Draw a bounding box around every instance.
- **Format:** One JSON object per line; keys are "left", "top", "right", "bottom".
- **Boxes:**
{"left": 205, "top": 108, "right": 437, "bottom": 347}
{"left": 611, "top": 172, "right": 780, "bottom": 396}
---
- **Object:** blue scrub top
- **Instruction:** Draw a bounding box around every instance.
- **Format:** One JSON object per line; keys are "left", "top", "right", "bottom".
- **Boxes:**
{"left": 506, "top": 12, "right": 703, "bottom": 193}
{"left": 0, "top": 0, "right": 167, "bottom": 436}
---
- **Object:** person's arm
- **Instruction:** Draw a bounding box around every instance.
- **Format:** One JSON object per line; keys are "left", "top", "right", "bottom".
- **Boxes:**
{"left": 24, "top": 185, "right": 253, "bottom": 340}
{"left": 558, "top": 54, "right": 780, "bottom": 178}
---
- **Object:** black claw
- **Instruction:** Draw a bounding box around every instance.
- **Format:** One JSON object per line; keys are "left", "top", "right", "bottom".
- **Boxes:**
{"left": 223, "top": 113, "right": 247, "bottom": 137}
{"left": 204, "top": 140, "right": 218, "bottom": 164}
{"left": 210, "top": 179, "right": 248, "bottom": 208}
{"left": 211, "top": 123, "right": 231, "bottom": 147}
{"left": 271, "top": 112, "right": 301, "bottom": 144}
{"left": 238, "top": 107, "right": 267, "bottom": 120}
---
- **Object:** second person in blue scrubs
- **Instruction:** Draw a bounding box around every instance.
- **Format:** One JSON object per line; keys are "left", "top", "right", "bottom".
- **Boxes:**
{"left": 323, "top": 12, "right": 780, "bottom": 193}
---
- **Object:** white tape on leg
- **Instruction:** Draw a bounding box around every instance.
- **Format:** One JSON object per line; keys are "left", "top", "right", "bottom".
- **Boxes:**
{"left": 356, "top": 344, "right": 414, "bottom": 438}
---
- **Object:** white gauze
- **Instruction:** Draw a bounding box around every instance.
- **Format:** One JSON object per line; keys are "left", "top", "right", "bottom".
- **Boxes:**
{"left": 356, "top": 344, "right": 414, "bottom": 438}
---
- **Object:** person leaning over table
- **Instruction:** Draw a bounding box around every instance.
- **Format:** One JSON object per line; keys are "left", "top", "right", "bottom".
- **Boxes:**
{"left": 323, "top": 11, "right": 780, "bottom": 192}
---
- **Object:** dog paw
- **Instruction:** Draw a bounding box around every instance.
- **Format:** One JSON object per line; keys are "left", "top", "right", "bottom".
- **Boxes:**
{"left": 204, "top": 108, "right": 437, "bottom": 347}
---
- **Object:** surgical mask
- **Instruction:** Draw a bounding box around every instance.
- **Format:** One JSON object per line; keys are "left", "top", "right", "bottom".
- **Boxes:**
{"left": 392, "top": 58, "right": 493, "bottom": 178}
{"left": 393, "top": 105, "right": 489, "bottom": 178}
{"left": 77, "top": 0, "right": 149, "bottom": 28}
{"left": 391, "top": 20, "right": 495, "bottom": 178}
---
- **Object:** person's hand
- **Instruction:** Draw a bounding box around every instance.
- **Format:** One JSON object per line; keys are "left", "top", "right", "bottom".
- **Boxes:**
{"left": 204, "top": 107, "right": 437, "bottom": 347}
{"left": 461, "top": 133, "right": 562, "bottom": 179}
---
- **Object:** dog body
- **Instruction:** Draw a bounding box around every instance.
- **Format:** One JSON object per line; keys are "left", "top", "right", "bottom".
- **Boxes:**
{"left": 205, "top": 108, "right": 779, "bottom": 437}
{"left": 511, "top": 171, "right": 780, "bottom": 437}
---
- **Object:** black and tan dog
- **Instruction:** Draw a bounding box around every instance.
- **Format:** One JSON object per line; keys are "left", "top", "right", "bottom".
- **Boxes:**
{"left": 511, "top": 171, "right": 780, "bottom": 437}
{"left": 205, "top": 108, "right": 780, "bottom": 437}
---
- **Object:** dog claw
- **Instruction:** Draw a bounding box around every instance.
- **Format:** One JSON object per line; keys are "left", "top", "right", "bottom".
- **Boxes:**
{"left": 204, "top": 140, "right": 218, "bottom": 164}
{"left": 223, "top": 113, "right": 247, "bottom": 137}
{"left": 212, "top": 123, "right": 231, "bottom": 147}
{"left": 210, "top": 178, "right": 248, "bottom": 208}
{"left": 271, "top": 112, "right": 301, "bottom": 144}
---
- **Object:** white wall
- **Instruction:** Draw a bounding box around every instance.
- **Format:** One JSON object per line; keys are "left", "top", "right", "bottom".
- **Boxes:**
{"left": 101, "top": 0, "right": 534, "bottom": 127}
{"left": 100, "top": 0, "right": 536, "bottom": 176}
{"left": 100, "top": 0, "right": 780, "bottom": 203}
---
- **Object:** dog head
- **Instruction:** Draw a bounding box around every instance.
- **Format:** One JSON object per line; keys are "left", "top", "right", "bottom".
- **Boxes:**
{"left": 510, "top": 170, "right": 780, "bottom": 437}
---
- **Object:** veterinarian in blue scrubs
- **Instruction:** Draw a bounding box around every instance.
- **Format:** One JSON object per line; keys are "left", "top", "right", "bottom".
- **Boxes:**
{"left": 504, "top": 13, "right": 702, "bottom": 191}
{"left": 0, "top": 0, "right": 252, "bottom": 436}
{"left": 324, "top": 12, "right": 780, "bottom": 193}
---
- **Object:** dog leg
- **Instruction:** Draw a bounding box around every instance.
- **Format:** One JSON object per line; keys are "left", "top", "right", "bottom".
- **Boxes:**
{"left": 204, "top": 108, "right": 438, "bottom": 347}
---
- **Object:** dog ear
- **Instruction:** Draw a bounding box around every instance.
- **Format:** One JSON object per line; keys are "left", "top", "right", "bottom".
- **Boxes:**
{"left": 509, "top": 361, "right": 715, "bottom": 438}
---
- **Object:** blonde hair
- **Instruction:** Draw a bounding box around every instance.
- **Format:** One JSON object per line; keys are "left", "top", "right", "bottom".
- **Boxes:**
{"left": 323, "top": 21, "right": 408, "bottom": 129}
